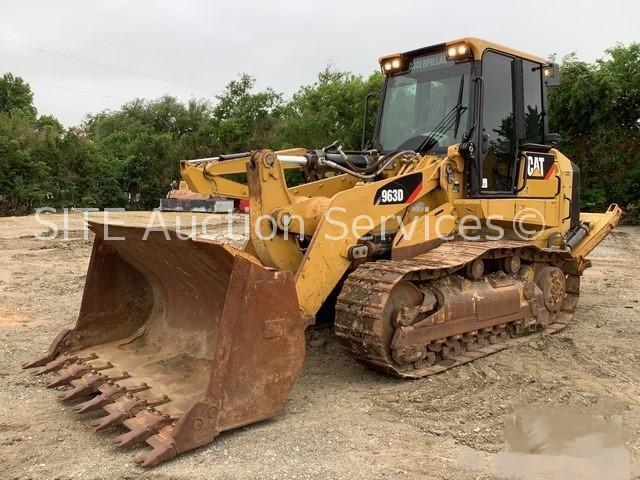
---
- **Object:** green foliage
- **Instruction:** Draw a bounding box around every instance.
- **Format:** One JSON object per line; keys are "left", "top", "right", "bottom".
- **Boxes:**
{"left": 0, "top": 73, "right": 126, "bottom": 213}
{"left": 0, "top": 111, "right": 52, "bottom": 213}
{"left": 273, "top": 68, "right": 383, "bottom": 150}
{"left": 0, "top": 73, "right": 37, "bottom": 117}
{"left": 548, "top": 43, "right": 640, "bottom": 221}
{"left": 0, "top": 43, "right": 638, "bottom": 220}
{"left": 85, "top": 96, "right": 203, "bottom": 209}
{"left": 212, "top": 74, "right": 283, "bottom": 151}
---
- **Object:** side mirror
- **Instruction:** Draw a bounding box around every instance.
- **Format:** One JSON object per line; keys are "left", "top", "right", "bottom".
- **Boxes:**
{"left": 543, "top": 62, "right": 560, "bottom": 87}
{"left": 544, "top": 133, "right": 561, "bottom": 145}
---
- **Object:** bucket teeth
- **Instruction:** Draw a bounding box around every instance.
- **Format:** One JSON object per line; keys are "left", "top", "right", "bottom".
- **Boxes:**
{"left": 90, "top": 396, "right": 141, "bottom": 431}
{"left": 57, "top": 373, "right": 106, "bottom": 402}
{"left": 134, "top": 426, "right": 177, "bottom": 468}
{"left": 46, "top": 363, "right": 90, "bottom": 388}
{"left": 90, "top": 410, "right": 126, "bottom": 431}
{"left": 71, "top": 383, "right": 149, "bottom": 414}
{"left": 31, "top": 354, "right": 77, "bottom": 375}
{"left": 21, "top": 328, "right": 73, "bottom": 369}
{"left": 46, "top": 360, "right": 112, "bottom": 388}
{"left": 112, "top": 411, "right": 172, "bottom": 448}
{"left": 57, "top": 369, "right": 128, "bottom": 402}
{"left": 89, "top": 393, "right": 169, "bottom": 431}
{"left": 72, "top": 383, "right": 121, "bottom": 413}
{"left": 31, "top": 353, "right": 97, "bottom": 376}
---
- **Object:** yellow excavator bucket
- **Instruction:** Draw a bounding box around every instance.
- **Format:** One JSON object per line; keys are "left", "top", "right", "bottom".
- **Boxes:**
{"left": 24, "top": 222, "right": 306, "bottom": 467}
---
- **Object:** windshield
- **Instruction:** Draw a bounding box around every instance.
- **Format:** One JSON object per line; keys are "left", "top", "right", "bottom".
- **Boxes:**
{"left": 377, "top": 52, "right": 471, "bottom": 152}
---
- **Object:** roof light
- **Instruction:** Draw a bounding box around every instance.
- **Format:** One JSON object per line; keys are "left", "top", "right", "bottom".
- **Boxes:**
{"left": 542, "top": 62, "right": 560, "bottom": 86}
{"left": 379, "top": 55, "right": 407, "bottom": 75}
{"left": 445, "top": 42, "right": 471, "bottom": 61}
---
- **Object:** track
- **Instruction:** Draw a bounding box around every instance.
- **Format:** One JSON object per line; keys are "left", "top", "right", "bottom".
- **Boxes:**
{"left": 335, "top": 240, "right": 581, "bottom": 378}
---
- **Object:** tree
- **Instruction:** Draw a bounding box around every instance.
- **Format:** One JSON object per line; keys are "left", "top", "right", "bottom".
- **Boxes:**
{"left": 273, "top": 68, "right": 383, "bottom": 150}
{"left": 212, "top": 74, "right": 283, "bottom": 152}
{"left": 0, "top": 73, "right": 37, "bottom": 117}
{"left": 0, "top": 111, "right": 53, "bottom": 213}
{"left": 548, "top": 43, "right": 640, "bottom": 218}
{"left": 598, "top": 43, "right": 640, "bottom": 133}
{"left": 85, "top": 95, "right": 221, "bottom": 209}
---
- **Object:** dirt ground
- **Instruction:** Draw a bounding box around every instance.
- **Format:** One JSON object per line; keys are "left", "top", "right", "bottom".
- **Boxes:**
{"left": 0, "top": 211, "right": 638, "bottom": 479}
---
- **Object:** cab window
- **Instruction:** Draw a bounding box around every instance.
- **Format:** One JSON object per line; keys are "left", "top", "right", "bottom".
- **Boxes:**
{"left": 480, "top": 52, "right": 516, "bottom": 192}
{"left": 378, "top": 53, "right": 470, "bottom": 153}
{"left": 523, "top": 60, "right": 544, "bottom": 144}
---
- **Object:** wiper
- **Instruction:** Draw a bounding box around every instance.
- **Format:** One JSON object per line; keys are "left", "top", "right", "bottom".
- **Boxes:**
{"left": 415, "top": 75, "right": 466, "bottom": 154}
{"left": 453, "top": 74, "right": 465, "bottom": 137}
{"left": 415, "top": 105, "right": 466, "bottom": 153}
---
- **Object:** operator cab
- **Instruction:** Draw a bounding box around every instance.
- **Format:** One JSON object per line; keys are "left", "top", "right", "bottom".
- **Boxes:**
{"left": 373, "top": 37, "right": 561, "bottom": 199}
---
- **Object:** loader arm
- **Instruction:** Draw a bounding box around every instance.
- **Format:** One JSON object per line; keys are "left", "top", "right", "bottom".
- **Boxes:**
{"left": 246, "top": 150, "right": 444, "bottom": 320}
{"left": 292, "top": 172, "right": 439, "bottom": 318}
{"left": 180, "top": 148, "right": 308, "bottom": 199}
{"left": 182, "top": 148, "right": 359, "bottom": 200}
{"left": 181, "top": 162, "right": 249, "bottom": 199}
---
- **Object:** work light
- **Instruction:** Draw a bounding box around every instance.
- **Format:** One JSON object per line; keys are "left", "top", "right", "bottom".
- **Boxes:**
{"left": 445, "top": 42, "right": 471, "bottom": 61}
{"left": 379, "top": 54, "right": 407, "bottom": 75}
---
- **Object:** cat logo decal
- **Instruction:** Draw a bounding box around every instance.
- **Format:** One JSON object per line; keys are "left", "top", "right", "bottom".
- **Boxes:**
{"left": 526, "top": 153, "right": 556, "bottom": 180}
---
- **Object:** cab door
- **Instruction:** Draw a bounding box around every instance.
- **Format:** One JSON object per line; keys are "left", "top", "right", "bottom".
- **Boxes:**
{"left": 462, "top": 51, "right": 562, "bottom": 232}
{"left": 515, "top": 58, "right": 559, "bottom": 200}
{"left": 477, "top": 51, "right": 518, "bottom": 195}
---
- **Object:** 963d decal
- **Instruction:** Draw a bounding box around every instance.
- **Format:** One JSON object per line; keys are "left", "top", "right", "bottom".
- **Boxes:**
{"left": 525, "top": 153, "right": 556, "bottom": 180}
{"left": 374, "top": 173, "right": 422, "bottom": 205}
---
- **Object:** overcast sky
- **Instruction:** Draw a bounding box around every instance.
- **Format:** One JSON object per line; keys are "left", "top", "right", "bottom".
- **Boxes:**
{"left": 1, "top": 0, "right": 638, "bottom": 126}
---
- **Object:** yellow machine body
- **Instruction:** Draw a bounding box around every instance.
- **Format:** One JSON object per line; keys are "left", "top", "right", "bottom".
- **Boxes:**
{"left": 26, "top": 37, "right": 621, "bottom": 467}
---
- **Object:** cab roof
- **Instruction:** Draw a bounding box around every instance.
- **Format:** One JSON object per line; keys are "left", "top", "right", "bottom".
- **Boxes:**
{"left": 448, "top": 37, "right": 547, "bottom": 64}
{"left": 380, "top": 37, "right": 547, "bottom": 66}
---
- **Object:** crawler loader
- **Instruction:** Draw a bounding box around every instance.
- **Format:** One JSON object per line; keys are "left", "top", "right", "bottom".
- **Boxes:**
{"left": 25, "top": 38, "right": 621, "bottom": 467}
